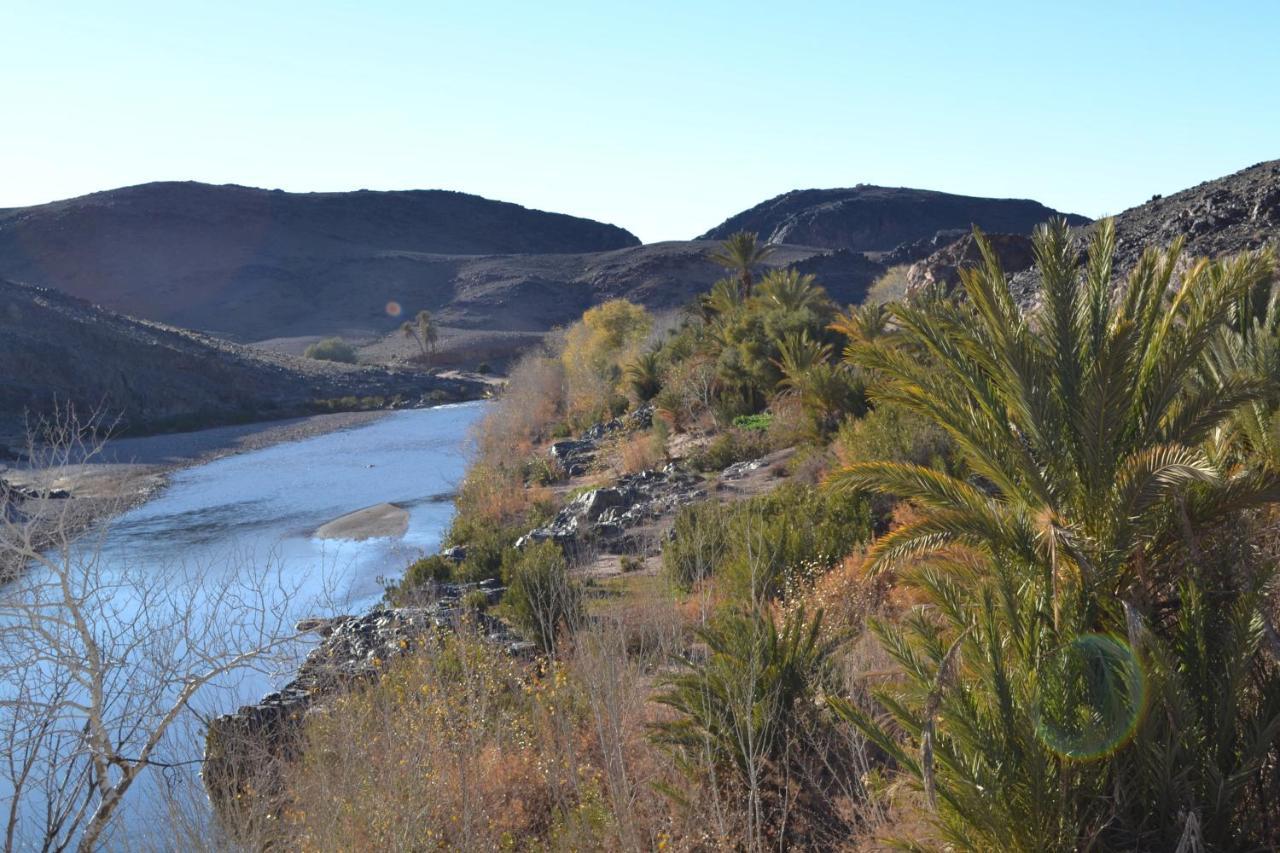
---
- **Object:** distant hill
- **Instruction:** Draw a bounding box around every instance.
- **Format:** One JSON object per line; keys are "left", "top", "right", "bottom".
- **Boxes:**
{"left": 0, "top": 182, "right": 639, "bottom": 337}
{"left": 0, "top": 278, "right": 482, "bottom": 438}
{"left": 699, "top": 186, "right": 1090, "bottom": 253}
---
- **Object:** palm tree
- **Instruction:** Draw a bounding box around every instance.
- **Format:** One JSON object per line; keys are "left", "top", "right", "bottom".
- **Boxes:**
{"left": 623, "top": 350, "right": 662, "bottom": 402}
{"left": 774, "top": 331, "right": 863, "bottom": 432}
{"left": 708, "top": 231, "right": 776, "bottom": 299}
{"left": 756, "top": 269, "right": 827, "bottom": 313}
{"left": 830, "top": 301, "right": 893, "bottom": 359}
{"left": 832, "top": 218, "right": 1278, "bottom": 609}
{"left": 401, "top": 309, "right": 438, "bottom": 363}
{"left": 827, "top": 220, "right": 1280, "bottom": 851}
{"left": 698, "top": 277, "right": 745, "bottom": 322}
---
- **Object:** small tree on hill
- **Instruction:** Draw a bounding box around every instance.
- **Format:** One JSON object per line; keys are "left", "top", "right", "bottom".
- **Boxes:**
{"left": 709, "top": 231, "right": 776, "bottom": 300}
{"left": 401, "top": 310, "right": 439, "bottom": 364}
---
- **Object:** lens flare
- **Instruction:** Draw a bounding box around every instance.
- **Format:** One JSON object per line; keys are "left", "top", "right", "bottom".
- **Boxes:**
{"left": 1034, "top": 634, "right": 1145, "bottom": 760}
{"left": 385, "top": 301, "right": 402, "bottom": 317}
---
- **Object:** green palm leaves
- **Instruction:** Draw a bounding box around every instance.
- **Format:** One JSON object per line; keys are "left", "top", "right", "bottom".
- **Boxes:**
{"left": 832, "top": 218, "right": 1278, "bottom": 602}
{"left": 708, "top": 230, "right": 776, "bottom": 299}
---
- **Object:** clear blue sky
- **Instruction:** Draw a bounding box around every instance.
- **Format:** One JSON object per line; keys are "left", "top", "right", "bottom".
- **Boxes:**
{"left": 2, "top": 1, "right": 1277, "bottom": 242}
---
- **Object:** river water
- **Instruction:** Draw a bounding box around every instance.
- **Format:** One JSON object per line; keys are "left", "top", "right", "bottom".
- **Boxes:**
{"left": 1, "top": 402, "right": 486, "bottom": 848}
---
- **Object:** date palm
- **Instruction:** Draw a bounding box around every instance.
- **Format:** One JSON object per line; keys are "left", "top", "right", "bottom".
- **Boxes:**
{"left": 756, "top": 269, "right": 826, "bottom": 313}
{"left": 708, "top": 231, "right": 776, "bottom": 299}
{"left": 401, "top": 309, "right": 438, "bottom": 363}
{"left": 833, "top": 218, "right": 1278, "bottom": 610}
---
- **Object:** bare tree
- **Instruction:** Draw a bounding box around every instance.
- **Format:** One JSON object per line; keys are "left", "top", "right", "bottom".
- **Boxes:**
{"left": 0, "top": 410, "right": 302, "bottom": 851}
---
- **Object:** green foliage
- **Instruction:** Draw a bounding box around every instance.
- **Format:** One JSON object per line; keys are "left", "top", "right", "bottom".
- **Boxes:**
{"left": 732, "top": 413, "right": 772, "bottom": 431}
{"left": 662, "top": 482, "right": 873, "bottom": 601}
{"left": 864, "top": 264, "right": 911, "bottom": 305}
{"left": 562, "top": 299, "right": 653, "bottom": 424}
{"left": 833, "top": 219, "right": 1280, "bottom": 595}
{"left": 834, "top": 400, "right": 954, "bottom": 470}
{"left": 652, "top": 606, "right": 831, "bottom": 780}
{"left": 708, "top": 231, "right": 776, "bottom": 299}
{"left": 399, "top": 553, "right": 452, "bottom": 590}
{"left": 501, "top": 540, "right": 582, "bottom": 653}
{"left": 623, "top": 350, "right": 663, "bottom": 402}
{"left": 303, "top": 337, "right": 358, "bottom": 363}
{"left": 688, "top": 428, "right": 769, "bottom": 473}
{"left": 828, "top": 221, "right": 1280, "bottom": 849}
{"left": 401, "top": 309, "right": 439, "bottom": 362}
{"left": 451, "top": 522, "right": 522, "bottom": 585}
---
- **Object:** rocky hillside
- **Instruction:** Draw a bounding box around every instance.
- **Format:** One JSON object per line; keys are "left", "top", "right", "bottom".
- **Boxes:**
{"left": 699, "top": 185, "right": 1089, "bottom": 253}
{"left": 0, "top": 278, "right": 484, "bottom": 439}
{"left": 0, "top": 182, "right": 639, "bottom": 338}
{"left": 1107, "top": 159, "right": 1280, "bottom": 269}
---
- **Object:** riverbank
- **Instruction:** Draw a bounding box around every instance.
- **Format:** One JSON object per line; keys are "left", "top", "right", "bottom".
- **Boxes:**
{"left": 0, "top": 405, "right": 476, "bottom": 582}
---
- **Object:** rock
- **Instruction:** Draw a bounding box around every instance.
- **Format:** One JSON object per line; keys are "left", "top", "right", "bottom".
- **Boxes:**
{"left": 441, "top": 545, "right": 467, "bottom": 563}
{"left": 312, "top": 502, "right": 409, "bottom": 541}
{"left": 518, "top": 462, "right": 705, "bottom": 555}
{"left": 905, "top": 233, "right": 1037, "bottom": 296}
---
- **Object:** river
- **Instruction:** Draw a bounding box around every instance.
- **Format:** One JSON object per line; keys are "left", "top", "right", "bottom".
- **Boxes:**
{"left": 0, "top": 402, "right": 486, "bottom": 849}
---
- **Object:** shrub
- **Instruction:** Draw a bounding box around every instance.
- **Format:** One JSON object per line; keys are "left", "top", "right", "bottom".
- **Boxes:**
{"left": 833, "top": 400, "right": 953, "bottom": 470}
{"left": 502, "top": 540, "right": 582, "bottom": 653}
{"left": 303, "top": 337, "right": 358, "bottom": 363}
{"left": 395, "top": 554, "right": 452, "bottom": 596}
{"left": 651, "top": 607, "right": 859, "bottom": 847}
{"left": 663, "top": 483, "right": 873, "bottom": 602}
{"left": 689, "top": 428, "right": 769, "bottom": 473}
{"left": 732, "top": 413, "right": 772, "bottom": 431}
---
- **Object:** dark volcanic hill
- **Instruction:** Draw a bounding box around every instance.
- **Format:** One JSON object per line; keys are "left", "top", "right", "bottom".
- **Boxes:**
{"left": 0, "top": 182, "right": 639, "bottom": 337}
{"left": 699, "top": 186, "right": 1090, "bottom": 253}
{"left": 0, "top": 278, "right": 482, "bottom": 438}
{"left": 1106, "top": 159, "right": 1280, "bottom": 270}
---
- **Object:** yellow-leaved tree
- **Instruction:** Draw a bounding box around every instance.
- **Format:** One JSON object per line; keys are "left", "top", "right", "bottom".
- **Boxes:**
{"left": 561, "top": 299, "right": 652, "bottom": 424}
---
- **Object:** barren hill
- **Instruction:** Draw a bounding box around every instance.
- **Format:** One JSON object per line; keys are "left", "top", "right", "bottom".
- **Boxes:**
{"left": 1106, "top": 159, "right": 1280, "bottom": 269}
{"left": 0, "top": 278, "right": 483, "bottom": 439}
{"left": 699, "top": 185, "right": 1089, "bottom": 253}
{"left": 0, "top": 182, "right": 640, "bottom": 338}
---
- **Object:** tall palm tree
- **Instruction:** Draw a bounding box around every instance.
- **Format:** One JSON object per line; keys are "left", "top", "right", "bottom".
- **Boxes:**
{"left": 832, "top": 218, "right": 1278, "bottom": 610}
{"left": 708, "top": 231, "right": 776, "bottom": 299}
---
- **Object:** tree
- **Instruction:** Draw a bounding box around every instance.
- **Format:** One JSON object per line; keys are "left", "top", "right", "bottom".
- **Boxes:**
{"left": 833, "top": 219, "right": 1279, "bottom": 606}
{"left": 401, "top": 310, "right": 439, "bottom": 364}
{"left": 708, "top": 231, "right": 775, "bottom": 300}
{"left": 828, "top": 220, "right": 1280, "bottom": 850}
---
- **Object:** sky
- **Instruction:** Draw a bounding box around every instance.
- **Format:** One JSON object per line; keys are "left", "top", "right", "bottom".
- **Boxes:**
{"left": 2, "top": 1, "right": 1278, "bottom": 243}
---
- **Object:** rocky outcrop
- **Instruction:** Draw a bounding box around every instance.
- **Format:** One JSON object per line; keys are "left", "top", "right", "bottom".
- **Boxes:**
{"left": 518, "top": 465, "right": 706, "bottom": 555}
{"left": 548, "top": 405, "right": 654, "bottom": 476}
{"left": 905, "top": 233, "right": 1037, "bottom": 295}
{"left": 0, "top": 278, "right": 488, "bottom": 439}
{"left": 699, "top": 186, "right": 1088, "bottom": 253}
{"left": 203, "top": 587, "right": 531, "bottom": 834}
{"left": 1008, "top": 160, "right": 1280, "bottom": 305}
{"left": 1105, "top": 160, "right": 1280, "bottom": 271}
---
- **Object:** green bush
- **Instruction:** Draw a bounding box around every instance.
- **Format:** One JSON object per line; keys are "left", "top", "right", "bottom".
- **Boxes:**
{"left": 304, "top": 337, "right": 359, "bottom": 364}
{"left": 689, "top": 428, "right": 770, "bottom": 473}
{"left": 834, "top": 400, "right": 953, "bottom": 470}
{"left": 663, "top": 482, "right": 873, "bottom": 601}
{"left": 732, "top": 413, "right": 773, "bottom": 431}
{"left": 501, "top": 540, "right": 582, "bottom": 653}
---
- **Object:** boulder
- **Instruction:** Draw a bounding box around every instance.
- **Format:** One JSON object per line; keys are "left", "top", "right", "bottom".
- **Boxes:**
{"left": 906, "top": 233, "right": 1036, "bottom": 296}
